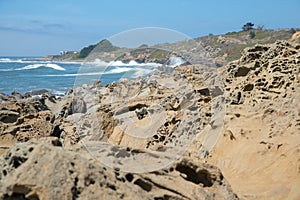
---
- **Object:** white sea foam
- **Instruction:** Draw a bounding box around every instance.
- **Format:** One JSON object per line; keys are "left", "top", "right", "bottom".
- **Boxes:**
{"left": 0, "top": 58, "right": 39, "bottom": 63}
{"left": 88, "top": 58, "right": 186, "bottom": 68}
{"left": 90, "top": 59, "right": 162, "bottom": 67}
{"left": 0, "top": 58, "right": 82, "bottom": 65}
{"left": 168, "top": 56, "right": 186, "bottom": 68}
{"left": 16, "top": 63, "right": 66, "bottom": 71}
{"left": 42, "top": 67, "right": 134, "bottom": 77}
{"left": 53, "top": 61, "right": 82, "bottom": 65}
{"left": 0, "top": 58, "right": 23, "bottom": 63}
{"left": 43, "top": 72, "right": 104, "bottom": 77}
{"left": 0, "top": 58, "right": 13, "bottom": 62}
{"left": 105, "top": 67, "right": 133, "bottom": 74}
{"left": 0, "top": 68, "right": 13, "bottom": 72}
{"left": 42, "top": 65, "right": 155, "bottom": 78}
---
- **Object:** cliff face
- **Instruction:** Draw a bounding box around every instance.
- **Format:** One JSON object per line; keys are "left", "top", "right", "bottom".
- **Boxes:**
{"left": 0, "top": 39, "right": 299, "bottom": 199}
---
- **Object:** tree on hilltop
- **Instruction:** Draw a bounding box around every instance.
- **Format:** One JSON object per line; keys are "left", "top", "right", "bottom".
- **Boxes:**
{"left": 242, "top": 22, "right": 254, "bottom": 31}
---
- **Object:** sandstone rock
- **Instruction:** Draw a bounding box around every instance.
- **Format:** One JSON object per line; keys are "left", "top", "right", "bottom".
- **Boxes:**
{"left": 291, "top": 31, "right": 300, "bottom": 41}
{"left": 2, "top": 39, "right": 298, "bottom": 199}
{"left": 0, "top": 140, "right": 239, "bottom": 200}
{"left": 208, "top": 40, "right": 300, "bottom": 199}
{"left": 0, "top": 95, "right": 58, "bottom": 146}
{"left": 0, "top": 93, "right": 14, "bottom": 103}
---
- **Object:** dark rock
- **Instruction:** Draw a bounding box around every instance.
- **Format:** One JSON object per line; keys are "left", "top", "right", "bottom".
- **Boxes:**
{"left": 25, "top": 89, "right": 49, "bottom": 96}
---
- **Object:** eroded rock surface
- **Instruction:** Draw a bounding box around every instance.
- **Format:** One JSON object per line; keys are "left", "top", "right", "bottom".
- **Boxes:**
{"left": 0, "top": 138, "right": 238, "bottom": 200}
{"left": 0, "top": 40, "right": 299, "bottom": 199}
{"left": 207, "top": 40, "right": 300, "bottom": 199}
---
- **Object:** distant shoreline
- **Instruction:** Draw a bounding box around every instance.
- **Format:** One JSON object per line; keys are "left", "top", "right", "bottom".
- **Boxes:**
{"left": 30, "top": 56, "right": 85, "bottom": 63}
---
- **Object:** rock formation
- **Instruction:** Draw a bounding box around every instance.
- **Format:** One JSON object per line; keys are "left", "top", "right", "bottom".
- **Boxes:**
{"left": 0, "top": 39, "right": 299, "bottom": 199}
{"left": 0, "top": 138, "right": 238, "bottom": 199}
{"left": 207, "top": 40, "right": 300, "bottom": 199}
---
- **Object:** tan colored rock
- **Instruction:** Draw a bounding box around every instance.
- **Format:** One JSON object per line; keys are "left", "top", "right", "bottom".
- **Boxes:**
{"left": 291, "top": 31, "right": 300, "bottom": 41}
{"left": 0, "top": 138, "right": 239, "bottom": 200}
{"left": 206, "top": 40, "right": 300, "bottom": 199}
{"left": 2, "top": 39, "right": 299, "bottom": 199}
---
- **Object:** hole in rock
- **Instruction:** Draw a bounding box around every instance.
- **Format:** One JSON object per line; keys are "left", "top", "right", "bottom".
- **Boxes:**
{"left": 134, "top": 179, "right": 152, "bottom": 192}
{"left": 243, "top": 84, "right": 254, "bottom": 92}
{"left": 125, "top": 173, "right": 134, "bottom": 182}
{"left": 235, "top": 67, "right": 250, "bottom": 77}
{"left": 175, "top": 164, "right": 213, "bottom": 187}
{"left": 10, "top": 156, "right": 27, "bottom": 168}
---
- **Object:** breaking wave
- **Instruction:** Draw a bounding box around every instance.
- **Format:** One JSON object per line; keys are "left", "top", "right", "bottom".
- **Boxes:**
{"left": 168, "top": 56, "right": 186, "bottom": 67}
{"left": 91, "top": 59, "right": 162, "bottom": 67}
{"left": 16, "top": 64, "right": 66, "bottom": 71}
{"left": 0, "top": 58, "right": 82, "bottom": 65}
{"left": 42, "top": 66, "right": 155, "bottom": 78}
{"left": 0, "top": 58, "right": 24, "bottom": 63}
{"left": 105, "top": 67, "right": 133, "bottom": 74}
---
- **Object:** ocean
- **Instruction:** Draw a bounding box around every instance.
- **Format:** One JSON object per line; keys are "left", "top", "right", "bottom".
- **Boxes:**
{"left": 0, "top": 57, "right": 166, "bottom": 95}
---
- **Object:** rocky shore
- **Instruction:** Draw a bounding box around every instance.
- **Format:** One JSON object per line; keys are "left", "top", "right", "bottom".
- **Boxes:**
{"left": 0, "top": 39, "right": 299, "bottom": 199}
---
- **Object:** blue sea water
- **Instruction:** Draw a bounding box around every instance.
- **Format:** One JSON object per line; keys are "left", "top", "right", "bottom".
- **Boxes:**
{"left": 0, "top": 57, "right": 160, "bottom": 95}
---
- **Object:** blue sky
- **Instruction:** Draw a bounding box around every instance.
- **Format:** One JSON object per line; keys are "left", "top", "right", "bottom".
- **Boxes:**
{"left": 0, "top": 0, "right": 299, "bottom": 56}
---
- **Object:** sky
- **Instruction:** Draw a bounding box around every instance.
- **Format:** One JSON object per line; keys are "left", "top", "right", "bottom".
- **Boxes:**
{"left": 0, "top": 0, "right": 299, "bottom": 56}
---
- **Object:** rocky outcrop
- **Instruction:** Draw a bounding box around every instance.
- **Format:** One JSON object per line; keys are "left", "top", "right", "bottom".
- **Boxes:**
{"left": 224, "top": 40, "right": 299, "bottom": 109}
{"left": 207, "top": 40, "right": 300, "bottom": 199}
{"left": 0, "top": 61, "right": 235, "bottom": 199}
{"left": 0, "top": 93, "right": 62, "bottom": 157}
{"left": 1, "top": 39, "right": 299, "bottom": 199}
{"left": 0, "top": 138, "right": 238, "bottom": 200}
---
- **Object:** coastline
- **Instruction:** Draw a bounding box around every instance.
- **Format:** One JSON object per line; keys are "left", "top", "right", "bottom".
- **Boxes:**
{"left": 1, "top": 0, "right": 299, "bottom": 197}
{"left": 0, "top": 38, "right": 299, "bottom": 199}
